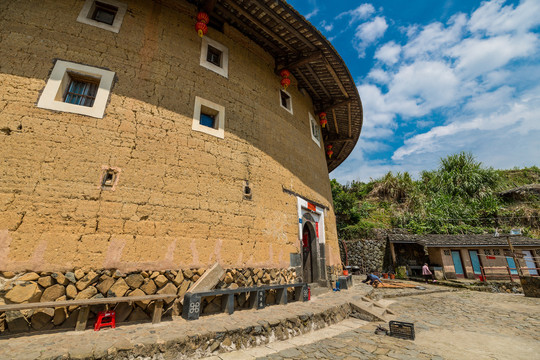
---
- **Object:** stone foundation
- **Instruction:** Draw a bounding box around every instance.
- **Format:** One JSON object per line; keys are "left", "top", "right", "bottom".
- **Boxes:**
{"left": 0, "top": 267, "right": 297, "bottom": 334}
{"left": 520, "top": 276, "right": 540, "bottom": 297}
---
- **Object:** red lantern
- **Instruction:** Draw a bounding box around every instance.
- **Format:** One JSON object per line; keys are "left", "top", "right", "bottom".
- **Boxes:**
{"left": 319, "top": 112, "right": 327, "bottom": 128}
{"left": 196, "top": 12, "right": 209, "bottom": 37}
{"left": 280, "top": 69, "right": 291, "bottom": 90}
{"left": 280, "top": 78, "right": 291, "bottom": 89}
{"left": 326, "top": 144, "right": 333, "bottom": 158}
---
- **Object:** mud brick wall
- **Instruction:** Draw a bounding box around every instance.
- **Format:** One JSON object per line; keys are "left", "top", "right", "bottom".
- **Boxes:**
{"left": 0, "top": 0, "right": 340, "bottom": 272}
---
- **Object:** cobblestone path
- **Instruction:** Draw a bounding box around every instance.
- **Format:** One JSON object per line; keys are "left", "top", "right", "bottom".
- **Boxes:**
{"left": 210, "top": 291, "right": 540, "bottom": 360}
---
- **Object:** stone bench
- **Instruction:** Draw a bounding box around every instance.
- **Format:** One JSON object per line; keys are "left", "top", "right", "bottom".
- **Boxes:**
{"left": 0, "top": 294, "right": 176, "bottom": 331}
{"left": 182, "top": 283, "right": 309, "bottom": 320}
{"left": 338, "top": 275, "right": 353, "bottom": 290}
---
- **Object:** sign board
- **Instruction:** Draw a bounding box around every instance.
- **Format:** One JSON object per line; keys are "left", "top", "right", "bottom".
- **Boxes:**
{"left": 389, "top": 320, "right": 415, "bottom": 340}
{"left": 486, "top": 256, "right": 496, "bottom": 260}
{"left": 307, "top": 202, "right": 316, "bottom": 212}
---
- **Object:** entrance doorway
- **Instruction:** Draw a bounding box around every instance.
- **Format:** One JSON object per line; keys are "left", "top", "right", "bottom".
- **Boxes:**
{"left": 469, "top": 250, "right": 482, "bottom": 276}
{"left": 451, "top": 250, "right": 465, "bottom": 277}
{"left": 302, "top": 222, "right": 316, "bottom": 283}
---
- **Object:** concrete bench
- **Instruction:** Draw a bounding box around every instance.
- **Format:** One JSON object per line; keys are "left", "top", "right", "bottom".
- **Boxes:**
{"left": 0, "top": 294, "right": 177, "bottom": 331}
{"left": 182, "top": 283, "right": 309, "bottom": 320}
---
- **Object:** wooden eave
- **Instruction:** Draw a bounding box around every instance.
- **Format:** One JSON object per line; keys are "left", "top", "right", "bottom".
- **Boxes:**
{"left": 189, "top": 0, "right": 363, "bottom": 172}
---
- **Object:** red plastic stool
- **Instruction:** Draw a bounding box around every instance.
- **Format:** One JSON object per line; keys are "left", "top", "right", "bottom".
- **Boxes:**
{"left": 94, "top": 310, "right": 116, "bottom": 331}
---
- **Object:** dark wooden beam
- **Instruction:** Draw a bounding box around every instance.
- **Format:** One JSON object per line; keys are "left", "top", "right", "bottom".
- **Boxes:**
{"left": 255, "top": 0, "right": 316, "bottom": 50}
{"left": 220, "top": 1, "right": 296, "bottom": 53}
{"left": 276, "top": 51, "right": 323, "bottom": 73}
{"left": 305, "top": 63, "right": 331, "bottom": 99}
{"left": 332, "top": 108, "right": 339, "bottom": 134}
{"left": 324, "top": 99, "right": 353, "bottom": 112}
{"left": 201, "top": 0, "right": 217, "bottom": 13}
{"left": 295, "top": 69, "right": 320, "bottom": 99}
{"left": 326, "top": 137, "right": 353, "bottom": 144}
{"left": 348, "top": 102, "right": 352, "bottom": 138}
{"left": 324, "top": 59, "right": 349, "bottom": 98}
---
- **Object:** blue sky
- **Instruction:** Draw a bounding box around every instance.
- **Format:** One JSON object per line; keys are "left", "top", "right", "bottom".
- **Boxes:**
{"left": 287, "top": 0, "right": 540, "bottom": 183}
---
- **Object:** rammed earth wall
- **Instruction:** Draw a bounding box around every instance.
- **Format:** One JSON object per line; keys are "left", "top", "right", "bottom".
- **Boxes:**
{"left": 0, "top": 0, "right": 340, "bottom": 273}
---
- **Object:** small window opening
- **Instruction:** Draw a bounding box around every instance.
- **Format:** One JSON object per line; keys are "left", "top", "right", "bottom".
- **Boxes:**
{"left": 311, "top": 119, "right": 320, "bottom": 141}
{"left": 101, "top": 168, "right": 118, "bottom": 189}
{"left": 243, "top": 180, "right": 252, "bottom": 200}
{"left": 493, "top": 249, "right": 501, "bottom": 256}
{"left": 206, "top": 45, "right": 222, "bottom": 67}
{"left": 199, "top": 105, "right": 219, "bottom": 129}
{"left": 64, "top": 72, "right": 99, "bottom": 107}
{"left": 280, "top": 90, "right": 291, "bottom": 109}
{"left": 92, "top": 1, "right": 118, "bottom": 25}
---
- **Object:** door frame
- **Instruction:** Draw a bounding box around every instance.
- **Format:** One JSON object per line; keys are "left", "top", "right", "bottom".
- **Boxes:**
{"left": 297, "top": 197, "right": 326, "bottom": 283}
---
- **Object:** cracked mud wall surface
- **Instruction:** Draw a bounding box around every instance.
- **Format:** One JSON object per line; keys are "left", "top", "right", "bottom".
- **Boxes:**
{"left": 0, "top": 0, "right": 341, "bottom": 272}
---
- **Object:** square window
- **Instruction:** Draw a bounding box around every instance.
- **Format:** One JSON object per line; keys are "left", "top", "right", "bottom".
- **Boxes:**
{"left": 92, "top": 1, "right": 118, "bottom": 25}
{"left": 309, "top": 113, "right": 321, "bottom": 147}
{"left": 200, "top": 108, "right": 217, "bottom": 129}
{"left": 484, "top": 249, "right": 491, "bottom": 255}
{"left": 206, "top": 46, "right": 222, "bottom": 67}
{"left": 77, "top": 0, "right": 127, "bottom": 33}
{"left": 192, "top": 96, "right": 225, "bottom": 138}
{"left": 63, "top": 73, "right": 99, "bottom": 107}
{"left": 493, "top": 249, "right": 501, "bottom": 255}
{"left": 279, "top": 90, "right": 293, "bottom": 114}
{"left": 37, "top": 60, "right": 115, "bottom": 118}
{"left": 200, "top": 37, "right": 229, "bottom": 78}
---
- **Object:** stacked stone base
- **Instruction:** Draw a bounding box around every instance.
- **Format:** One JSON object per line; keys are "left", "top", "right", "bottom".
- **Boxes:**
{"left": 0, "top": 267, "right": 297, "bottom": 335}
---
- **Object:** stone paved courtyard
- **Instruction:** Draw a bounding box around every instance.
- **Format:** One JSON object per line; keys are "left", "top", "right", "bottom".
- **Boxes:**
{"left": 207, "top": 290, "right": 540, "bottom": 360}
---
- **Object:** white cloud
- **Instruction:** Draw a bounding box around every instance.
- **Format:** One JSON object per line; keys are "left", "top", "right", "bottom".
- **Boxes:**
{"left": 449, "top": 34, "right": 538, "bottom": 78}
{"left": 403, "top": 14, "right": 467, "bottom": 59}
{"left": 392, "top": 86, "right": 540, "bottom": 161}
{"left": 469, "top": 0, "right": 540, "bottom": 35}
{"left": 354, "top": 16, "right": 388, "bottom": 57}
{"left": 375, "top": 41, "right": 401, "bottom": 65}
{"left": 337, "top": 3, "right": 375, "bottom": 26}
{"left": 305, "top": 8, "right": 319, "bottom": 20}
{"left": 320, "top": 20, "right": 333, "bottom": 32}
{"left": 333, "top": 0, "right": 540, "bottom": 183}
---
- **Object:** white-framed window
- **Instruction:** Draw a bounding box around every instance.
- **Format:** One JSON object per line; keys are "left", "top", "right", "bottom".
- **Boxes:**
{"left": 77, "top": 0, "right": 128, "bottom": 33}
{"left": 309, "top": 113, "right": 321, "bottom": 147}
{"left": 37, "top": 60, "right": 115, "bottom": 119}
{"left": 279, "top": 89, "right": 293, "bottom": 114}
{"left": 192, "top": 96, "right": 225, "bottom": 139}
{"left": 200, "top": 37, "right": 229, "bottom": 78}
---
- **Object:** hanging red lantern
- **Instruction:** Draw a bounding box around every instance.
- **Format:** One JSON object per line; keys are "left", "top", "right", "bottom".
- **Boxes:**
{"left": 195, "top": 11, "right": 209, "bottom": 37}
{"left": 280, "top": 77, "right": 291, "bottom": 89}
{"left": 280, "top": 69, "right": 291, "bottom": 90}
{"left": 319, "top": 112, "right": 327, "bottom": 128}
{"left": 326, "top": 144, "right": 333, "bottom": 158}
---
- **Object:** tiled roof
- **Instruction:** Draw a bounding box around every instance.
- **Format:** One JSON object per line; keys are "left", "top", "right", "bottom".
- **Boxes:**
{"left": 388, "top": 233, "right": 540, "bottom": 247}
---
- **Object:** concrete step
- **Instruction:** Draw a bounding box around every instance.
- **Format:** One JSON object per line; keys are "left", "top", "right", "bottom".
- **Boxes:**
{"left": 309, "top": 283, "right": 330, "bottom": 297}
{"left": 349, "top": 296, "right": 396, "bottom": 322}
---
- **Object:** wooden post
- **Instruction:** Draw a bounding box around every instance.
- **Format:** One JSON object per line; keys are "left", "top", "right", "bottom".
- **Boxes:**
{"left": 506, "top": 266, "right": 514, "bottom": 282}
{"left": 75, "top": 305, "right": 90, "bottom": 331}
{"left": 152, "top": 300, "right": 163, "bottom": 324}
{"left": 389, "top": 242, "right": 397, "bottom": 268}
{"left": 506, "top": 235, "right": 523, "bottom": 276}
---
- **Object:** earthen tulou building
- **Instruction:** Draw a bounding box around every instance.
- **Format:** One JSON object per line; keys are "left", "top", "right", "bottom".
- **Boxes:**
{"left": 0, "top": 0, "right": 363, "bottom": 327}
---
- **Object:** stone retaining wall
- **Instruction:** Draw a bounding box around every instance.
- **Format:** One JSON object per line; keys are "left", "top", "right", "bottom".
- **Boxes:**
{"left": 0, "top": 267, "right": 296, "bottom": 334}
{"left": 340, "top": 239, "right": 386, "bottom": 272}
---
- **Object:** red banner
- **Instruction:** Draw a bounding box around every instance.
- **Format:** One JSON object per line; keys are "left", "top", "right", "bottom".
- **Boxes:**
{"left": 316, "top": 222, "right": 319, "bottom": 237}
{"left": 486, "top": 256, "right": 496, "bottom": 260}
{"left": 307, "top": 202, "right": 316, "bottom": 211}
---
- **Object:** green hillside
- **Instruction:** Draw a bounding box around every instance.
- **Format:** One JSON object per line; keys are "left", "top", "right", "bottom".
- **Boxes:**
{"left": 332, "top": 152, "right": 540, "bottom": 239}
